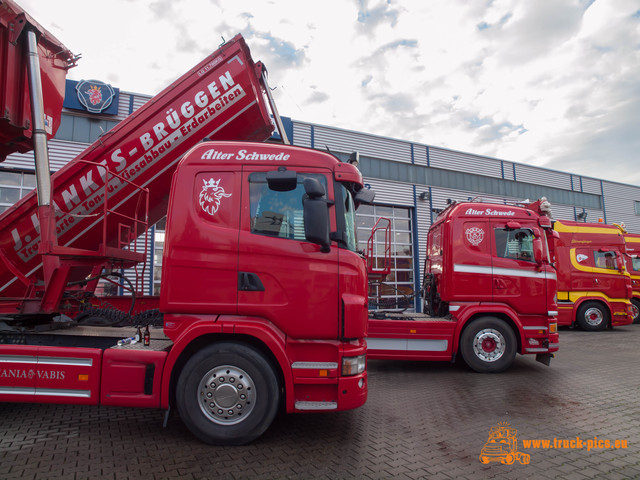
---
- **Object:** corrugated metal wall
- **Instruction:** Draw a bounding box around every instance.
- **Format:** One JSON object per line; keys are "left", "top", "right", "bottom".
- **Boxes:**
{"left": 363, "top": 178, "right": 414, "bottom": 207}
{"left": 413, "top": 144, "right": 428, "bottom": 167}
{"left": 2, "top": 139, "right": 88, "bottom": 171}
{"left": 292, "top": 121, "right": 312, "bottom": 148}
{"left": 313, "top": 125, "right": 412, "bottom": 163}
{"left": 117, "top": 92, "right": 132, "bottom": 118}
{"left": 602, "top": 181, "right": 640, "bottom": 232}
{"left": 131, "top": 93, "right": 150, "bottom": 113}
{"left": 513, "top": 163, "right": 572, "bottom": 190}
{"left": 428, "top": 146, "right": 504, "bottom": 179}
{"left": 576, "top": 176, "right": 601, "bottom": 195}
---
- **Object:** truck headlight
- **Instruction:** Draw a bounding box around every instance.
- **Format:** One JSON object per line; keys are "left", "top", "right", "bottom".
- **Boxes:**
{"left": 342, "top": 355, "right": 366, "bottom": 376}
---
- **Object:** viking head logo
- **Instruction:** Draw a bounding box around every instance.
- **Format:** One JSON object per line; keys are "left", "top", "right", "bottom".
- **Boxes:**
{"left": 466, "top": 227, "right": 485, "bottom": 246}
{"left": 199, "top": 178, "right": 232, "bottom": 216}
{"left": 86, "top": 85, "right": 103, "bottom": 105}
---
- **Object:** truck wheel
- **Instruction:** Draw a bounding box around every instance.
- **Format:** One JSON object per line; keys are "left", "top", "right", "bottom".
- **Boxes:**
{"left": 517, "top": 452, "right": 531, "bottom": 464}
{"left": 460, "top": 317, "right": 516, "bottom": 373}
{"left": 176, "top": 342, "right": 279, "bottom": 445}
{"left": 631, "top": 299, "right": 640, "bottom": 324}
{"left": 576, "top": 301, "right": 609, "bottom": 331}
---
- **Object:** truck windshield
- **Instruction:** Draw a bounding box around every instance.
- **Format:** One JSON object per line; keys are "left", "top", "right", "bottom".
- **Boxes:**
{"left": 340, "top": 184, "right": 358, "bottom": 252}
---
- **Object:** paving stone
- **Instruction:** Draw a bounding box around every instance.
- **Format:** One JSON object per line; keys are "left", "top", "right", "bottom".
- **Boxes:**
{"left": 1, "top": 326, "right": 640, "bottom": 479}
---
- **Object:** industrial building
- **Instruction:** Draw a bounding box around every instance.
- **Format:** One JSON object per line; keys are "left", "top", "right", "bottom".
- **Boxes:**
{"left": 3, "top": 80, "right": 639, "bottom": 309}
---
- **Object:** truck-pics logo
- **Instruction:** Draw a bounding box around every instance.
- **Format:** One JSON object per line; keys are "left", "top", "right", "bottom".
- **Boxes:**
{"left": 199, "top": 178, "right": 231, "bottom": 216}
{"left": 479, "top": 422, "right": 530, "bottom": 465}
{"left": 466, "top": 227, "right": 485, "bottom": 246}
{"left": 577, "top": 254, "right": 588, "bottom": 262}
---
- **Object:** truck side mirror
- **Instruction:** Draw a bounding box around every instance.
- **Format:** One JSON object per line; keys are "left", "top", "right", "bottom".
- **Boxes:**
{"left": 303, "top": 178, "right": 330, "bottom": 252}
{"left": 533, "top": 237, "right": 543, "bottom": 265}
{"left": 538, "top": 216, "right": 552, "bottom": 228}
{"left": 354, "top": 188, "right": 375, "bottom": 207}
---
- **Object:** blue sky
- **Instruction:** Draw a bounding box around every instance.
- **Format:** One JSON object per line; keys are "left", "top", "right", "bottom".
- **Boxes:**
{"left": 21, "top": 0, "right": 640, "bottom": 186}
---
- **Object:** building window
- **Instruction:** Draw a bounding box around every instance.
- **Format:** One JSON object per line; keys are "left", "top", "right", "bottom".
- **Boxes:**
{"left": 0, "top": 171, "right": 36, "bottom": 214}
{"left": 635, "top": 201, "right": 640, "bottom": 215}
{"left": 357, "top": 204, "right": 414, "bottom": 310}
{"left": 152, "top": 218, "right": 166, "bottom": 296}
{"left": 55, "top": 113, "right": 119, "bottom": 143}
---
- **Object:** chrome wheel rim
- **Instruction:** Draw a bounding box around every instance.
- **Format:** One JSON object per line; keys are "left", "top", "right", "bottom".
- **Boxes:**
{"left": 198, "top": 365, "right": 256, "bottom": 425}
{"left": 472, "top": 329, "right": 506, "bottom": 362}
{"left": 584, "top": 307, "right": 604, "bottom": 326}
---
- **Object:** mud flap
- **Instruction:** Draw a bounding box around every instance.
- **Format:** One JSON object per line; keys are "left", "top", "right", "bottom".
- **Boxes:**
{"left": 536, "top": 353, "right": 553, "bottom": 366}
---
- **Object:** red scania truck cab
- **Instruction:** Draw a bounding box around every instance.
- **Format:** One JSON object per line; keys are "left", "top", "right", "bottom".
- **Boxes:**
{"left": 0, "top": 2, "right": 371, "bottom": 445}
{"left": 367, "top": 200, "right": 559, "bottom": 373}
{"left": 550, "top": 220, "right": 633, "bottom": 330}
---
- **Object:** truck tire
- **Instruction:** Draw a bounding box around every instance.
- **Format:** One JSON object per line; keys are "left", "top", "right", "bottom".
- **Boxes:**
{"left": 460, "top": 317, "right": 517, "bottom": 373}
{"left": 575, "top": 301, "right": 609, "bottom": 331}
{"left": 176, "top": 342, "right": 279, "bottom": 445}
{"left": 631, "top": 299, "right": 640, "bottom": 324}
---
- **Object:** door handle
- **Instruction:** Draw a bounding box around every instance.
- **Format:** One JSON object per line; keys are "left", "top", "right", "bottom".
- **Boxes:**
{"left": 493, "top": 278, "right": 507, "bottom": 289}
{"left": 238, "top": 272, "right": 265, "bottom": 291}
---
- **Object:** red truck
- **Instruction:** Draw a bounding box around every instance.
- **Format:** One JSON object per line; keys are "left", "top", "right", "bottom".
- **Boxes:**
{"left": 550, "top": 220, "right": 633, "bottom": 330}
{"left": 367, "top": 200, "right": 559, "bottom": 373}
{"left": 617, "top": 229, "right": 640, "bottom": 323}
{"left": 0, "top": 1, "right": 370, "bottom": 445}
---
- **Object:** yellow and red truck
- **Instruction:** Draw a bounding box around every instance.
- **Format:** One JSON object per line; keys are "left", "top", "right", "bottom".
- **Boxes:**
{"left": 550, "top": 219, "right": 634, "bottom": 330}
{"left": 617, "top": 228, "right": 640, "bottom": 323}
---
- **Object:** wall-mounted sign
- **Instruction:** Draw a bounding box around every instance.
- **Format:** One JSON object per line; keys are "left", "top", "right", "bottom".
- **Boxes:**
{"left": 63, "top": 79, "right": 119, "bottom": 115}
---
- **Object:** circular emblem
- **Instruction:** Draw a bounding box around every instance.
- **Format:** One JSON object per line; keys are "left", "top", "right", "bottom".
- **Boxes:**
{"left": 466, "top": 227, "right": 485, "bottom": 246}
{"left": 28, "top": 369, "right": 35, "bottom": 379}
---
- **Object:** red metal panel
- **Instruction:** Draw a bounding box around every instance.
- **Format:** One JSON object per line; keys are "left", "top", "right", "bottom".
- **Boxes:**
{"left": 100, "top": 348, "right": 167, "bottom": 408}
{"left": 0, "top": 344, "right": 102, "bottom": 405}
{"left": 0, "top": 345, "right": 37, "bottom": 401}
{"left": 33, "top": 346, "right": 102, "bottom": 405}
{"left": 0, "top": 0, "right": 75, "bottom": 160}
{"left": 0, "top": 34, "right": 274, "bottom": 301}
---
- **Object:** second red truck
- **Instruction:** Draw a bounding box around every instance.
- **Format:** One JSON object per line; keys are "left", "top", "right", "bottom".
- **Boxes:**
{"left": 367, "top": 200, "right": 560, "bottom": 373}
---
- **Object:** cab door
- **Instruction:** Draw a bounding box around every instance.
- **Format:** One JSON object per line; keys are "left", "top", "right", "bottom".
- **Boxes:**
{"left": 449, "top": 219, "right": 493, "bottom": 301}
{"left": 491, "top": 223, "right": 548, "bottom": 315}
{"left": 237, "top": 166, "right": 340, "bottom": 340}
{"left": 590, "top": 248, "right": 627, "bottom": 299}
